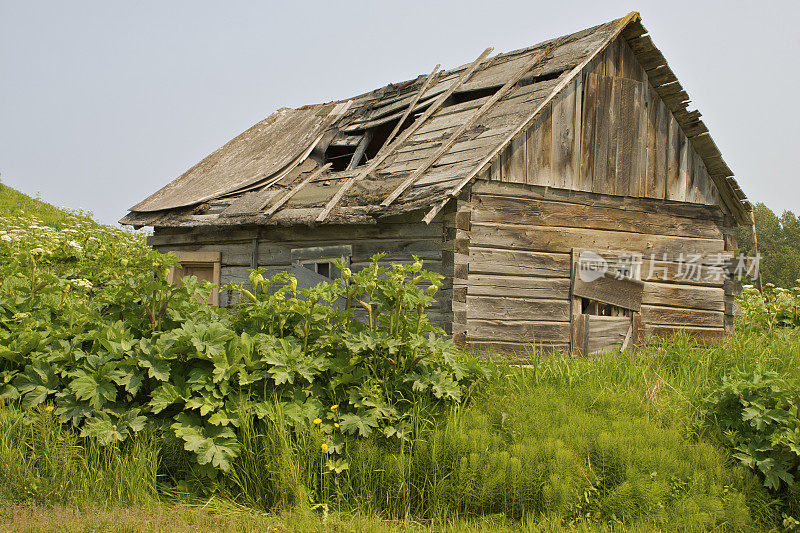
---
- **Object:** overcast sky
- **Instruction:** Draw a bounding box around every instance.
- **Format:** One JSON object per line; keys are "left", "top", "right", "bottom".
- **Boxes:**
{"left": 1, "top": 1, "right": 798, "bottom": 225}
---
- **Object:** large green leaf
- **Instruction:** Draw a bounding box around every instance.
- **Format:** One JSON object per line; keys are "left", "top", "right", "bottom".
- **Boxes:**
{"left": 172, "top": 412, "right": 240, "bottom": 471}
{"left": 339, "top": 412, "right": 379, "bottom": 437}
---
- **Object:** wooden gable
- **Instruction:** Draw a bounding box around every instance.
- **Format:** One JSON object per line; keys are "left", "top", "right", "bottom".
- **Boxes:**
{"left": 483, "top": 36, "right": 722, "bottom": 209}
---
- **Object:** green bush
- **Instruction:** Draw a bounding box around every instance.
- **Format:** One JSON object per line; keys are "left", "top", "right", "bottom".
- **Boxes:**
{"left": 703, "top": 369, "right": 800, "bottom": 491}
{"left": 0, "top": 202, "right": 479, "bottom": 476}
{"left": 740, "top": 283, "right": 800, "bottom": 333}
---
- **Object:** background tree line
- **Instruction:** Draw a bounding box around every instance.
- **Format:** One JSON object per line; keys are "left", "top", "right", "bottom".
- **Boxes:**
{"left": 734, "top": 203, "right": 800, "bottom": 288}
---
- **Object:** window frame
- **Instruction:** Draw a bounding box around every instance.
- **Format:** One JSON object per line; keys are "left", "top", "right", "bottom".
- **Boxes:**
{"left": 166, "top": 251, "right": 221, "bottom": 306}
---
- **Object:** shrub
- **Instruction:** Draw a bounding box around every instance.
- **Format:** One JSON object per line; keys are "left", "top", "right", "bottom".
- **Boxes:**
{"left": 739, "top": 283, "right": 800, "bottom": 333}
{"left": 0, "top": 211, "right": 479, "bottom": 476}
{"left": 703, "top": 369, "right": 800, "bottom": 490}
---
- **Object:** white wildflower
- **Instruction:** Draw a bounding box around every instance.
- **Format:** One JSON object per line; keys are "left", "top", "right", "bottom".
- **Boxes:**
{"left": 0, "top": 234, "right": 11, "bottom": 242}
{"left": 71, "top": 278, "right": 93, "bottom": 290}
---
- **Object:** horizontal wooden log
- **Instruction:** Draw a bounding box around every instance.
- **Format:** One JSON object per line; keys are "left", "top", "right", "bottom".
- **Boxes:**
{"left": 161, "top": 237, "right": 447, "bottom": 268}
{"left": 466, "top": 340, "right": 569, "bottom": 359}
{"left": 640, "top": 305, "right": 724, "bottom": 328}
{"left": 471, "top": 180, "right": 726, "bottom": 223}
{"left": 470, "top": 222, "right": 725, "bottom": 258}
{"left": 469, "top": 248, "right": 571, "bottom": 277}
{"left": 468, "top": 274, "right": 571, "bottom": 299}
{"left": 466, "top": 296, "right": 571, "bottom": 321}
{"left": 471, "top": 194, "right": 723, "bottom": 240}
{"left": 642, "top": 282, "right": 724, "bottom": 312}
{"left": 644, "top": 325, "right": 727, "bottom": 345}
{"left": 570, "top": 248, "right": 728, "bottom": 287}
{"left": 466, "top": 319, "right": 571, "bottom": 343}
{"left": 149, "top": 222, "right": 443, "bottom": 246}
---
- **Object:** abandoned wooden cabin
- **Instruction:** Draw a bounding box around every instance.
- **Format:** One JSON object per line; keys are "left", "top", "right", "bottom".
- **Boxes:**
{"left": 121, "top": 12, "right": 751, "bottom": 356}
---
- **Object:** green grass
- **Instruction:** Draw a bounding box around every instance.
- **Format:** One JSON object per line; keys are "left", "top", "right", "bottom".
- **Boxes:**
{"left": 3, "top": 331, "right": 800, "bottom": 531}
{"left": 3, "top": 182, "right": 800, "bottom": 531}
{"left": 0, "top": 181, "right": 96, "bottom": 229}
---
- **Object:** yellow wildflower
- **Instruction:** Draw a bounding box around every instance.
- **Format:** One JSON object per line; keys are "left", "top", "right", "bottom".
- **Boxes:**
{"left": 331, "top": 404, "right": 339, "bottom": 410}
{"left": 45, "top": 405, "right": 54, "bottom": 412}
{"left": 321, "top": 443, "right": 328, "bottom": 452}
{"left": 334, "top": 423, "right": 339, "bottom": 428}
{"left": 313, "top": 418, "right": 322, "bottom": 425}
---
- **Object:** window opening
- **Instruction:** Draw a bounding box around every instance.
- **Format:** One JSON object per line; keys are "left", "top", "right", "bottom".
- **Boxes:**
{"left": 302, "top": 260, "right": 334, "bottom": 279}
{"left": 581, "top": 298, "right": 632, "bottom": 317}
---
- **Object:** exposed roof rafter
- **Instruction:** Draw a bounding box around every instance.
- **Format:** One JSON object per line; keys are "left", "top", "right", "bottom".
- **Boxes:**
{"left": 314, "top": 47, "right": 494, "bottom": 224}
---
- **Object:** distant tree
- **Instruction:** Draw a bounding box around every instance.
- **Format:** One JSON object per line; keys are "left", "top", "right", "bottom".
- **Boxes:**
{"left": 734, "top": 203, "right": 800, "bottom": 288}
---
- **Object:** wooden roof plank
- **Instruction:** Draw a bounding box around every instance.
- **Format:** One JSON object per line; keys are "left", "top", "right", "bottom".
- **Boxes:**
{"left": 378, "top": 64, "right": 441, "bottom": 156}
{"left": 315, "top": 46, "right": 494, "bottom": 223}
{"left": 421, "top": 12, "right": 641, "bottom": 224}
{"left": 381, "top": 49, "right": 549, "bottom": 207}
{"left": 264, "top": 163, "right": 332, "bottom": 216}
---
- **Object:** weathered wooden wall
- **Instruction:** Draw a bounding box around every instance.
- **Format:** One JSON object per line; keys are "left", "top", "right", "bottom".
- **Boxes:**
{"left": 148, "top": 215, "right": 454, "bottom": 330}
{"left": 457, "top": 180, "right": 738, "bottom": 355}
{"left": 487, "top": 37, "right": 720, "bottom": 208}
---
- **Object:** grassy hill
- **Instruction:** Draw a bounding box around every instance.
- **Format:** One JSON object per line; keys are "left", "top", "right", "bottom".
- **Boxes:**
{"left": 1, "top": 184, "right": 800, "bottom": 532}
{"left": 0, "top": 182, "right": 96, "bottom": 227}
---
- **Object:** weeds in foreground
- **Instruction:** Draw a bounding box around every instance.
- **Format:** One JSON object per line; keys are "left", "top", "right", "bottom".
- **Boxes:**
{"left": 3, "top": 331, "right": 799, "bottom": 530}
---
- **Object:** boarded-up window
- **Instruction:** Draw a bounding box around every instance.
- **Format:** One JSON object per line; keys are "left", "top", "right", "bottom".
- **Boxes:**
{"left": 571, "top": 248, "right": 643, "bottom": 355}
{"left": 166, "top": 251, "right": 221, "bottom": 306}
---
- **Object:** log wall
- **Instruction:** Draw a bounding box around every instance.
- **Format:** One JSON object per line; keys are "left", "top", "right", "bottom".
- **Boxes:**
{"left": 459, "top": 180, "right": 738, "bottom": 355}
{"left": 148, "top": 215, "right": 454, "bottom": 330}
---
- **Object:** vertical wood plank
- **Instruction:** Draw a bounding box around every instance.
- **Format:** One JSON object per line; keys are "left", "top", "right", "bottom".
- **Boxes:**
{"left": 604, "top": 39, "right": 620, "bottom": 78}
{"left": 551, "top": 80, "right": 578, "bottom": 189}
{"left": 652, "top": 98, "right": 669, "bottom": 199}
{"left": 606, "top": 77, "right": 620, "bottom": 193}
{"left": 615, "top": 78, "right": 636, "bottom": 196}
{"left": 579, "top": 73, "right": 598, "bottom": 191}
{"left": 620, "top": 38, "right": 638, "bottom": 80}
{"left": 673, "top": 127, "right": 689, "bottom": 202}
{"left": 633, "top": 80, "right": 648, "bottom": 196}
{"left": 489, "top": 158, "right": 501, "bottom": 181}
{"left": 707, "top": 175, "right": 720, "bottom": 206}
{"left": 644, "top": 85, "right": 658, "bottom": 197}
{"left": 665, "top": 114, "right": 682, "bottom": 200}
{"left": 692, "top": 151, "right": 708, "bottom": 203}
{"left": 572, "top": 72, "right": 583, "bottom": 190}
{"left": 499, "top": 147, "right": 511, "bottom": 182}
{"left": 593, "top": 75, "right": 613, "bottom": 195}
{"left": 526, "top": 105, "right": 552, "bottom": 186}
{"left": 509, "top": 130, "right": 527, "bottom": 184}
{"left": 685, "top": 147, "right": 697, "bottom": 201}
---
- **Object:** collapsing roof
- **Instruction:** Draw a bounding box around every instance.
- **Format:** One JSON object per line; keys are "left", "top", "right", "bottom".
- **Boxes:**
{"left": 121, "top": 12, "right": 751, "bottom": 229}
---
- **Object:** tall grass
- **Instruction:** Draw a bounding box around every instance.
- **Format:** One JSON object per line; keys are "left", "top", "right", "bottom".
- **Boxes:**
{"left": 0, "top": 404, "right": 159, "bottom": 506}
{"left": 2, "top": 330, "right": 799, "bottom": 530}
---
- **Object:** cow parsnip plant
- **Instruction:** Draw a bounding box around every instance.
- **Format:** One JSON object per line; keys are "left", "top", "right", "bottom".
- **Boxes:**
{"left": 703, "top": 369, "right": 800, "bottom": 491}
{"left": 739, "top": 283, "right": 800, "bottom": 333}
{"left": 0, "top": 210, "right": 481, "bottom": 475}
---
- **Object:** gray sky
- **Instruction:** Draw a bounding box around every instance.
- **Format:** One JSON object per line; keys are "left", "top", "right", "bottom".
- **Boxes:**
{"left": 1, "top": 1, "right": 798, "bottom": 225}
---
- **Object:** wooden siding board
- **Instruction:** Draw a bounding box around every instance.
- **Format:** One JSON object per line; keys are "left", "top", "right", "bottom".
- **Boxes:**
{"left": 579, "top": 72, "right": 597, "bottom": 191}
{"left": 592, "top": 74, "right": 614, "bottom": 194}
{"left": 470, "top": 193, "right": 723, "bottom": 240}
{"left": 466, "top": 296, "right": 571, "bottom": 321}
{"left": 469, "top": 222, "right": 725, "bottom": 258}
{"left": 551, "top": 80, "right": 578, "bottom": 189}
